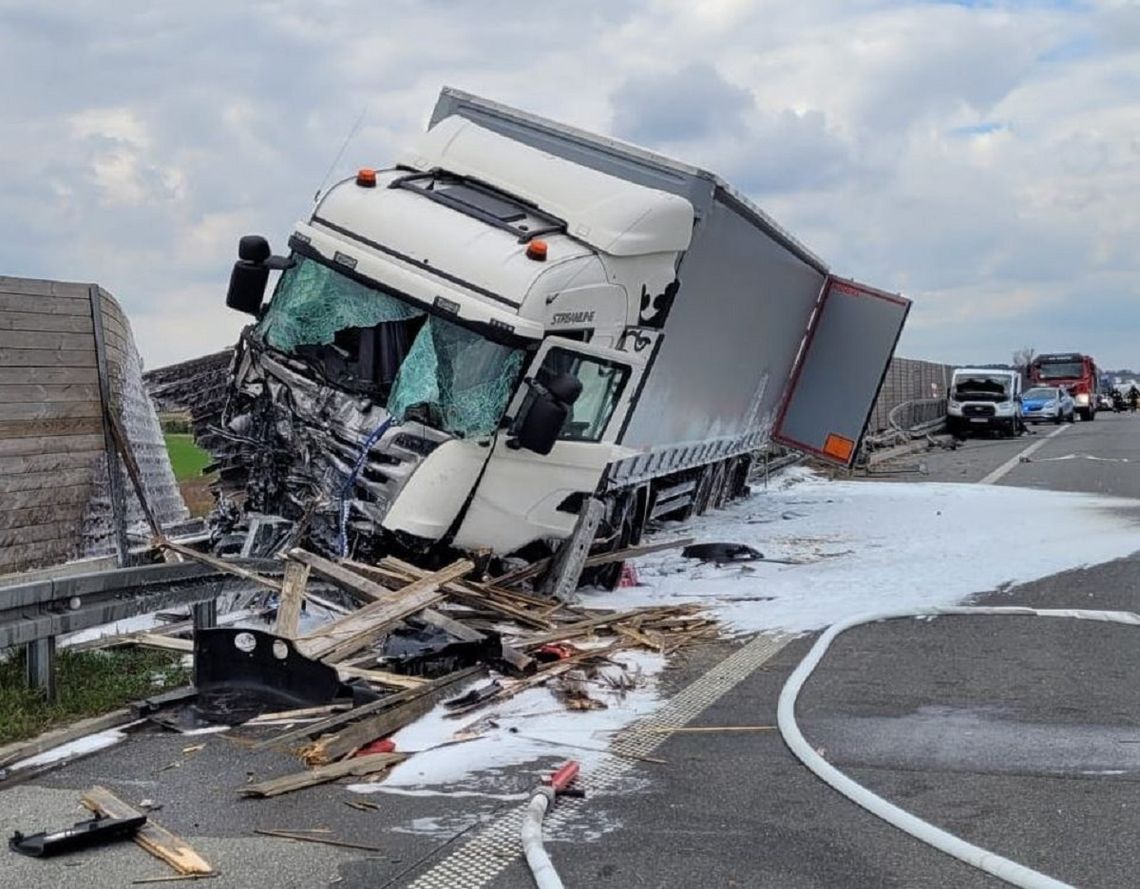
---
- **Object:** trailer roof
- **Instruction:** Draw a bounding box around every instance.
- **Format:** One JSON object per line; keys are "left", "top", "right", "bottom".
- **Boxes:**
{"left": 430, "top": 87, "right": 829, "bottom": 274}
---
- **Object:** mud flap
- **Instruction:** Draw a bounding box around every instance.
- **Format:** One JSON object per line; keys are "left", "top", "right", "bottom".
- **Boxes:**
{"left": 774, "top": 277, "right": 910, "bottom": 467}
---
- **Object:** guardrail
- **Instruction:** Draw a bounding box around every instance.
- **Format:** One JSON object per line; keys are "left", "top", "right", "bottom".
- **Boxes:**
{"left": 0, "top": 559, "right": 282, "bottom": 700}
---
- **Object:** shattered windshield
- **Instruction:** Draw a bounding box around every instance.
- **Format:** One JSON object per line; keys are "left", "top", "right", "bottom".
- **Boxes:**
{"left": 257, "top": 257, "right": 525, "bottom": 438}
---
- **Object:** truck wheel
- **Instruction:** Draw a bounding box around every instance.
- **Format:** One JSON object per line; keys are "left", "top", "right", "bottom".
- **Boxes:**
{"left": 1079, "top": 408, "right": 1092, "bottom": 421}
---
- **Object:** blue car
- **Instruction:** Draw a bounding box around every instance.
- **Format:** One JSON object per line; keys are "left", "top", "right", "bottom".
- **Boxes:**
{"left": 1022, "top": 386, "right": 1076, "bottom": 424}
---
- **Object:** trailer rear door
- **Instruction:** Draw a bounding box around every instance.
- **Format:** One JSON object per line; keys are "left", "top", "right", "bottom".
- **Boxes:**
{"left": 773, "top": 277, "right": 910, "bottom": 467}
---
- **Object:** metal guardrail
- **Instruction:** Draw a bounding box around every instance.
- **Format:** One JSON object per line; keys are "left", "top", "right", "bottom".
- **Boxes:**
{"left": 0, "top": 559, "right": 283, "bottom": 699}
{"left": 887, "top": 398, "right": 947, "bottom": 434}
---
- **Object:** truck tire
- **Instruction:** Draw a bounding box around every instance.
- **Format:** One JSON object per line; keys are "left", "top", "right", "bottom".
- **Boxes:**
{"left": 1079, "top": 407, "right": 1093, "bottom": 421}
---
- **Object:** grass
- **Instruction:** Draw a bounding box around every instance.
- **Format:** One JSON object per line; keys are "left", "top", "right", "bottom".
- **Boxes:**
{"left": 164, "top": 432, "right": 212, "bottom": 481}
{"left": 0, "top": 648, "right": 190, "bottom": 746}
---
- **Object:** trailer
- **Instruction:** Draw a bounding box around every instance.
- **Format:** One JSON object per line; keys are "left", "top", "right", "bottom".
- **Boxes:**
{"left": 214, "top": 87, "right": 909, "bottom": 570}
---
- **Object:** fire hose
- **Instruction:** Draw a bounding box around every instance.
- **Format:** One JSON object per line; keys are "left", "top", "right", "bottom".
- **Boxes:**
{"left": 521, "top": 761, "right": 579, "bottom": 889}
{"left": 778, "top": 605, "right": 1140, "bottom": 889}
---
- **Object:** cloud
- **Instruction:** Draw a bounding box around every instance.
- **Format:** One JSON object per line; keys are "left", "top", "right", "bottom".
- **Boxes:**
{"left": 0, "top": 0, "right": 1135, "bottom": 372}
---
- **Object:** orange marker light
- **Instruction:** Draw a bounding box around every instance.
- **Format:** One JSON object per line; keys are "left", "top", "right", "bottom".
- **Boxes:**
{"left": 823, "top": 433, "right": 855, "bottom": 463}
{"left": 355, "top": 168, "right": 377, "bottom": 188}
{"left": 526, "top": 240, "right": 548, "bottom": 261}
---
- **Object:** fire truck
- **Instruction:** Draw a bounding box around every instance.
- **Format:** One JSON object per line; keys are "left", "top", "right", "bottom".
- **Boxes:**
{"left": 1029, "top": 353, "right": 1099, "bottom": 421}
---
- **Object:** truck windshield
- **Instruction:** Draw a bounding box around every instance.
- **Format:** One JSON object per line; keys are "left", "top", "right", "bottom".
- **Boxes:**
{"left": 1036, "top": 361, "right": 1084, "bottom": 380}
{"left": 257, "top": 257, "right": 525, "bottom": 438}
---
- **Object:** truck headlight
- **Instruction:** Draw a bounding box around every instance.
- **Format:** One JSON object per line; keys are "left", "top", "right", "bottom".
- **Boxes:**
{"left": 1074, "top": 393, "right": 1089, "bottom": 406}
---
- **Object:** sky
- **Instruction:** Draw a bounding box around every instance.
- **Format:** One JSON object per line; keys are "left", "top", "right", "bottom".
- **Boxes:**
{"left": 0, "top": 0, "right": 1137, "bottom": 370}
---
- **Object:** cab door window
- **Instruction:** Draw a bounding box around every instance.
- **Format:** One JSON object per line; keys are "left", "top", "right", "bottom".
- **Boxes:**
{"left": 536, "top": 348, "right": 630, "bottom": 442}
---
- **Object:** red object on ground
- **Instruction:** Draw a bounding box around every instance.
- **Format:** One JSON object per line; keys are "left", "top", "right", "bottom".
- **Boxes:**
{"left": 618, "top": 563, "right": 640, "bottom": 587}
{"left": 546, "top": 760, "right": 580, "bottom": 792}
{"left": 353, "top": 738, "right": 396, "bottom": 757}
{"left": 535, "top": 642, "right": 578, "bottom": 662}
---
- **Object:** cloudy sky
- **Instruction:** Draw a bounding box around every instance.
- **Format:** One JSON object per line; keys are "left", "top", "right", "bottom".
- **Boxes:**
{"left": 1, "top": 0, "right": 1137, "bottom": 369}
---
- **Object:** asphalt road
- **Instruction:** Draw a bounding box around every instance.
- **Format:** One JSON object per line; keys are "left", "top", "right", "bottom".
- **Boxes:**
{"left": 903, "top": 409, "right": 1140, "bottom": 496}
{"left": 4, "top": 414, "right": 1140, "bottom": 888}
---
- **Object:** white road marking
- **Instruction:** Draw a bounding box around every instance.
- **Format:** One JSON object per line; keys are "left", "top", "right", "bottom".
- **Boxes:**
{"left": 978, "top": 424, "right": 1070, "bottom": 486}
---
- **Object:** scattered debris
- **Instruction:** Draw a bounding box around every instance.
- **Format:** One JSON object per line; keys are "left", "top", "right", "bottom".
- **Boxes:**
{"left": 253, "top": 828, "right": 382, "bottom": 852}
{"left": 681, "top": 542, "right": 764, "bottom": 563}
{"left": 643, "top": 725, "right": 776, "bottom": 734}
{"left": 9, "top": 813, "right": 147, "bottom": 858}
{"left": 80, "top": 785, "right": 214, "bottom": 876}
{"left": 240, "top": 752, "right": 406, "bottom": 798}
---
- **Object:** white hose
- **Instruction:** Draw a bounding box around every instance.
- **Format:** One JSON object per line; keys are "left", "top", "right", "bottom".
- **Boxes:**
{"left": 521, "top": 785, "right": 563, "bottom": 889}
{"left": 778, "top": 605, "right": 1140, "bottom": 889}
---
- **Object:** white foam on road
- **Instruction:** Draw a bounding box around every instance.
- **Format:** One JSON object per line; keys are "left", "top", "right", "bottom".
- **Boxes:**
{"left": 364, "top": 470, "right": 1140, "bottom": 791}
{"left": 589, "top": 469, "right": 1140, "bottom": 634}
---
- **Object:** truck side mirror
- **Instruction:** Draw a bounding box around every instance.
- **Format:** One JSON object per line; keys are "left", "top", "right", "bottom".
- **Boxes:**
{"left": 225, "top": 235, "right": 295, "bottom": 316}
{"left": 509, "top": 372, "right": 581, "bottom": 456}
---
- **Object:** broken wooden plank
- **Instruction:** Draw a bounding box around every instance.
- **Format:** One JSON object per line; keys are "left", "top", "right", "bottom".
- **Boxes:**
{"left": 250, "top": 680, "right": 439, "bottom": 751}
{"left": 274, "top": 561, "right": 310, "bottom": 637}
{"left": 289, "top": 549, "right": 397, "bottom": 602}
{"left": 161, "top": 541, "right": 281, "bottom": 592}
{"left": 521, "top": 607, "right": 674, "bottom": 648}
{"left": 254, "top": 828, "right": 382, "bottom": 852}
{"left": 300, "top": 667, "right": 481, "bottom": 766}
{"left": 240, "top": 752, "right": 405, "bottom": 797}
{"left": 294, "top": 559, "right": 474, "bottom": 663}
{"left": 336, "top": 665, "right": 429, "bottom": 690}
{"left": 493, "top": 536, "right": 696, "bottom": 586}
{"left": 81, "top": 785, "right": 213, "bottom": 875}
{"left": 0, "top": 708, "right": 136, "bottom": 768}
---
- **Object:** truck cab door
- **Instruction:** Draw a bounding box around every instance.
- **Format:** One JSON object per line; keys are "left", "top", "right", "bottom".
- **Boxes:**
{"left": 773, "top": 276, "right": 910, "bottom": 467}
{"left": 452, "top": 336, "right": 643, "bottom": 553}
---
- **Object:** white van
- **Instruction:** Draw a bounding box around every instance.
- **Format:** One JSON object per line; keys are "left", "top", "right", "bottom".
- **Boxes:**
{"left": 947, "top": 368, "right": 1023, "bottom": 437}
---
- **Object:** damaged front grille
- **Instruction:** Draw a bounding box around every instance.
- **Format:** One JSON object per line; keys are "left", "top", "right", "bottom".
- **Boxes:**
{"left": 208, "top": 334, "right": 451, "bottom": 558}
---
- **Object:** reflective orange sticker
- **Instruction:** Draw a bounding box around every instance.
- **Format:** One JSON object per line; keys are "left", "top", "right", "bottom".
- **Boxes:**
{"left": 823, "top": 433, "right": 855, "bottom": 462}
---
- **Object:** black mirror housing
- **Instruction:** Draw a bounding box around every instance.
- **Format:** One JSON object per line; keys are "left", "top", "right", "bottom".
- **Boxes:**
{"left": 226, "top": 260, "right": 269, "bottom": 316}
{"left": 513, "top": 396, "right": 568, "bottom": 456}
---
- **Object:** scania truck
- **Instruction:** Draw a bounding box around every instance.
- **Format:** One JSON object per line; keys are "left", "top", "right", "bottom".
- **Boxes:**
{"left": 215, "top": 88, "right": 909, "bottom": 569}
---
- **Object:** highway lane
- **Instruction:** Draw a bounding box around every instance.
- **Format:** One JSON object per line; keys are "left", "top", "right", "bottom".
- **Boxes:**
{"left": 913, "top": 410, "right": 1140, "bottom": 496}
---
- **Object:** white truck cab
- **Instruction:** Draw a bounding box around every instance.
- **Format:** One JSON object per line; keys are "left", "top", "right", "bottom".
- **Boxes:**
{"left": 947, "top": 368, "right": 1023, "bottom": 437}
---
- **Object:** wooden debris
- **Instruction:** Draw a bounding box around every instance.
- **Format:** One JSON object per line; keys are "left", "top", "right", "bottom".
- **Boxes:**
{"left": 289, "top": 549, "right": 398, "bottom": 603}
{"left": 492, "top": 536, "right": 695, "bottom": 586}
{"left": 245, "top": 704, "right": 350, "bottom": 725}
{"left": 254, "top": 828, "right": 382, "bottom": 852}
{"left": 81, "top": 785, "right": 213, "bottom": 876}
{"left": 131, "top": 875, "right": 218, "bottom": 884}
{"left": 294, "top": 558, "right": 474, "bottom": 663}
{"left": 274, "top": 561, "right": 310, "bottom": 637}
{"left": 336, "top": 665, "right": 429, "bottom": 690}
{"left": 299, "top": 667, "right": 482, "bottom": 766}
{"left": 345, "top": 799, "right": 380, "bottom": 812}
{"left": 240, "top": 752, "right": 405, "bottom": 797}
{"left": 161, "top": 541, "right": 281, "bottom": 592}
{"left": 0, "top": 708, "right": 135, "bottom": 769}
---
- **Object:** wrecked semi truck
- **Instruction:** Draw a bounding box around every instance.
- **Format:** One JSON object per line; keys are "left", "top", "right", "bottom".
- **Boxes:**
{"left": 215, "top": 88, "right": 908, "bottom": 572}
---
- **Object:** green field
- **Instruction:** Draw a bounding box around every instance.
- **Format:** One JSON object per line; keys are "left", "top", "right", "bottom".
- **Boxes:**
{"left": 0, "top": 649, "right": 190, "bottom": 745}
{"left": 164, "top": 432, "right": 212, "bottom": 481}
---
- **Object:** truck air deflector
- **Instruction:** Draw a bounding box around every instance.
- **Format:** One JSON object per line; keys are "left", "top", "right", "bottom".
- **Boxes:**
{"left": 774, "top": 277, "right": 910, "bottom": 468}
